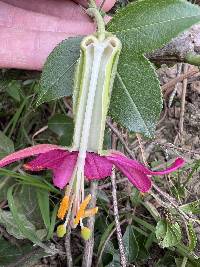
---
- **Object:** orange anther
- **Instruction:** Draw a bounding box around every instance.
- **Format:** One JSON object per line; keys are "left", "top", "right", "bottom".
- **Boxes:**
{"left": 57, "top": 196, "right": 70, "bottom": 220}
{"left": 83, "top": 207, "right": 98, "bottom": 219}
{"left": 74, "top": 194, "right": 91, "bottom": 225}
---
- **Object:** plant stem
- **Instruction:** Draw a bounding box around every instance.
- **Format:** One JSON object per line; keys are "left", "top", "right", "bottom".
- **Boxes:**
{"left": 82, "top": 181, "right": 98, "bottom": 267}
{"left": 111, "top": 167, "right": 127, "bottom": 267}
{"left": 87, "top": 0, "right": 106, "bottom": 41}
{"left": 65, "top": 227, "right": 73, "bottom": 267}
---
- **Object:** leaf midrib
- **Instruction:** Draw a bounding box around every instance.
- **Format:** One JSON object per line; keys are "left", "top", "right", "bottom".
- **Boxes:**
{"left": 38, "top": 59, "right": 78, "bottom": 102}
{"left": 108, "top": 14, "right": 200, "bottom": 34}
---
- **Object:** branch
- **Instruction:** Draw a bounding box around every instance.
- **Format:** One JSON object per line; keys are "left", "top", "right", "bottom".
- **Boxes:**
{"left": 111, "top": 168, "right": 127, "bottom": 267}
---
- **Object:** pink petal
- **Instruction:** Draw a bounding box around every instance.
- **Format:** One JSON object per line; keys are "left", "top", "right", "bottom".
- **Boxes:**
{"left": 106, "top": 151, "right": 149, "bottom": 173}
{"left": 0, "top": 144, "right": 61, "bottom": 168}
{"left": 107, "top": 152, "right": 184, "bottom": 176}
{"left": 114, "top": 162, "right": 152, "bottom": 192}
{"left": 52, "top": 152, "right": 78, "bottom": 189}
{"left": 85, "top": 152, "right": 113, "bottom": 180}
{"left": 24, "top": 149, "right": 71, "bottom": 170}
{"left": 148, "top": 158, "right": 185, "bottom": 175}
{"left": 106, "top": 151, "right": 185, "bottom": 192}
{"left": 25, "top": 149, "right": 78, "bottom": 189}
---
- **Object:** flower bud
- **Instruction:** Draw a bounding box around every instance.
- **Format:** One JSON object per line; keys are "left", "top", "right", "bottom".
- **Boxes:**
{"left": 57, "top": 224, "right": 66, "bottom": 238}
{"left": 81, "top": 227, "right": 91, "bottom": 241}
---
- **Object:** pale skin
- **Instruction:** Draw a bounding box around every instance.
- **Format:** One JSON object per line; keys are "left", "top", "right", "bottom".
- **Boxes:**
{"left": 0, "top": 0, "right": 116, "bottom": 70}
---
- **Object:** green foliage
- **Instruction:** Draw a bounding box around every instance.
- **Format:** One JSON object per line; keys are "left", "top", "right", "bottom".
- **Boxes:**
{"left": 123, "top": 225, "right": 139, "bottom": 262}
{"left": 109, "top": 56, "right": 161, "bottom": 137}
{"left": 5, "top": 80, "right": 21, "bottom": 102}
{"left": 0, "top": 131, "right": 14, "bottom": 158}
{"left": 7, "top": 185, "right": 47, "bottom": 248}
{"left": 186, "top": 221, "right": 197, "bottom": 252}
{"left": 48, "top": 114, "right": 74, "bottom": 146}
{"left": 156, "top": 220, "right": 182, "bottom": 248}
{"left": 108, "top": 0, "right": 200, "bottom": 53}
{"left": 36, "top": 189, "right": 51, "bottom": 230}
{"left": 108, "top": 0, "right": 200, "bottom": 137}
{"left": 36, "top": 37, "right": 82, "bottom": 106}
{"left": 180, "top": 200, "right": 200, "bottom": 214}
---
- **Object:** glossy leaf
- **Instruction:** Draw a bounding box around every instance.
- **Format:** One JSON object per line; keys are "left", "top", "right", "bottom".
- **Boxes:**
{"left": 36, "top": 37, "right": 82, "bottom": 106}
{"left": 155, "top": 220, "right": 182, "bottom": 248}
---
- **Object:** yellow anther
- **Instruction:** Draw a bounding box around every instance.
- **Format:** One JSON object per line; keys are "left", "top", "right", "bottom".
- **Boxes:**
{"left": 74, "top": 194, "right": 91, "bottom": 225}
{"left": 57, "top": 196, "right": 70, "bottom": 220}
{"left": 83, "top": 207, "right": 98, "bottom": 219}
{"left": 81, "top": 227, "right": 91, "bottom": 241}
{"left": 57, "top": 224, "right": 66, "bottom": 238}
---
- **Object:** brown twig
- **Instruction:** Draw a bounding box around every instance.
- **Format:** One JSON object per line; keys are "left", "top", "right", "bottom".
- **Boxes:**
{"left": 65, "top": 226, "right": 73, "bottom": 267}
{"left": 106, "top": 119, "right": 135, "bottom": 159}
{"left": 82, "top": 181, "right": 98, "bottom": 267}
{"left": 111, "top": 168, "right": 127, "bottom": 267}
{"left": 179, "top": 64, "right": 188, "bottom": 139}
{"left": 162, "top": 68, "right": 198, "bottom": 96}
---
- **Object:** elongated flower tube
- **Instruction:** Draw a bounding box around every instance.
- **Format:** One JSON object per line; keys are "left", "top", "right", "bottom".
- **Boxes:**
{"left": 0, "top": 34, "right": 185, "bottom": 237}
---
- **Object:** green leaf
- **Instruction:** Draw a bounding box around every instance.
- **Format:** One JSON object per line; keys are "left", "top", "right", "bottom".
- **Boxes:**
{"left": 0, "top": 238, "right": 30, "bottom": 266}
{"left": 46, "top": 204, "right": 58, "bottom": 240}
{"left": 108, "top": 0, "right": 200, "bottom": 53}
{"left": 0, "top": 130, "right": 14, "bottom": 158}
{"left": 36, "top": 189, "right": 50, "bottom": 230}
{"left": 123, "top": 225, "right": 139, "bottom": 262}
{"left": 0, "top": 176, "right": 14, "bottom": 202}
{"left": 110, "top": 53, "right": 161, "bottom": 137}
{"left": 104, "top": 241, "right": 121, "bottom": 267}
{"left": 48, "top": 114, "right": 74, "bottom": 146}
{"left": 15, "top": 185, "right": 44, "bottom": 229}
{"left": 36, "top": 37, "right": 82, "bottom": 106}
{"left": 0, "top": 209, "right": 36, "bottom": 239}
{"left": 107, "top": 0, "right": 200, "bottom": 136}
{"left": 180, "top": 200, "right": 200, "bottom": 214}
{"left": 186, "top": 221, "right": 197, "bottom": 252}
{"left": 6, "top": 80, "right": 21, "bottom": 102}
{"left": 155, "top": 220, "right": 182, "bottom": 248}
{"left": 7, "top": 185, "right": 50, "bottom": 251}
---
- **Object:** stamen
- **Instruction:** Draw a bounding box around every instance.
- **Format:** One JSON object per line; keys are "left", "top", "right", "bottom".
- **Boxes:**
{"left": 81, "top": 226, "right": 91, "bottom": 241}
{"left": 23, "top": 164, "right": 43, "bottom": 171}
{"left": 57, "top": 224, "right": 67, "bottom": 238}
{"left": 83, "top": 207, "right": 98, "bottom": 219}
{"left": 57, "top": 195, "right": 70, "bottom": 220}
{"left": 74, "top": 194, "right": 91, "bottom": 226}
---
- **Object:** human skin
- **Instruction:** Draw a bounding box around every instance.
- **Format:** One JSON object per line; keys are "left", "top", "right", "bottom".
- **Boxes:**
{"left": 0, "top": 0, "right": 115, "bottom": 70}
